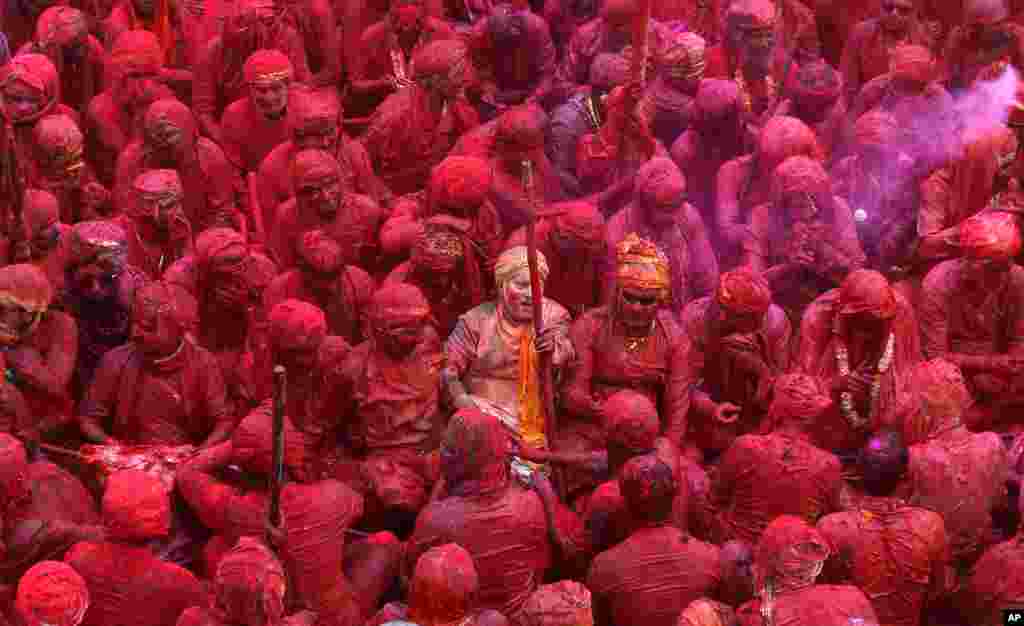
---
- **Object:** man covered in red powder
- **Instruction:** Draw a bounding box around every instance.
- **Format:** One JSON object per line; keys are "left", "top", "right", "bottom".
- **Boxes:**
{"left": 0, "top": 264, "right": 76, "bottom": 442}
{"left": 715, "top": 116, "right": 822, "bottom": 269}
{"left": 361, "top": 39, "right": 480, "bottom": 196}
{"left": 742, "top": 156, "right": 866, "bottom": 327}
{"left": 256, "top": 87, "right": 393, "bottom": 229}
{"left": 79, "top": 280, "right": 233, "bottom": 448}
{"left": 405, "top": 409, "right": 586, "bottom": 622}
{"left": 897, "top": 358, "right": 1009, "bottom": 569}
{"left": 587, "top": 455, "right": 722, "bottom": 626}
{"left": 796, "top": 270, "right": 920, "bottom": 452}
{"left": 23, "top": 6, "right": 107, "bottom": 115}
{"left": 270, "top": 149, "right": 385, "bottom": 272}
{"left": 330, "top": 283, "right": 442, "bottom": 528}
{"left": 220, "top": 50, "right": 296, "bottom": 177}
{"left": 839, "top": 0, "right": 935, "bottom": 104}
{"left": 962, "top": 489, "right": 1024, "bottom": 625}
{"left": 11, "top": 190, "right": 69, "bottom": 296}
{"left": 736, "top": 516, "right": 880, "bottom": 626}
{"left": 642, "top": 33, "right": 707, "bottom": 149}
{"left": 192, "top": 0, "right": 309, "bottom": 145}
{"left": 15, "top": 560, "right": 90, "bottom": 626}
{"left": 919, "top": 212, "right": 1024, "bottom": 432}
{"left": 671, "top": 79, "right": 756, "bottom": 220}
{"left": 943, "top": 0, "right": 1024, "bottom": 90}
{"left": 119, "top": 169, "right": 194, "bottom": 280}
{"left": 86, "top": 31, "right": 175, "bottom": 186}
{"left": 264, "top": 229, "right": 374, "bottom": 346}
{"left": 817, "top": 429, "right": 952, "bottom": 626}
{"left": 711, "top": 374, "right": 844, "bottom": 546}
{"left": 115, "top": 98, "right": 242, "bottom": 237}
{"left": 775, "top": 60, "right": 846, "bottom": 161}
{"left": 350, "top": 0, "right": 456, "bottom": 118}
{"left": 606, "top": 157, "right": 719, "bottom": 314}
{"left": 504, "top": 201, "right": 606, "bottom": 318}
{"left": 30, "top": 114, "right": 112, "bottom": 224}
{"left": 0, "top": 54, "right": 77, "bottom": 178}
{"left": 683, "top": 268, "right": 791, "bottom": 457}
{"left": 560, "top": 234, "right": 693, "bottom": 466}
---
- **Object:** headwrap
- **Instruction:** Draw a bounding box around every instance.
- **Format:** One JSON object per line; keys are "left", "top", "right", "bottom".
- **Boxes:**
{"left": 615, "top": 233, "right": 670, "bottom": 296}
{"left": 101, "top": 469, "right": 171, "bottom": 542}
{"left": 296, "top": 228, "right": 343, "bottom": 275}
{"left": 290, "top": 148, "right": 340, "bottom": 189}
{"left": 553, "top": 201, "right": 605, "bottom": 244}
{"left": 288, "top": 87, "right": 341, "bottom": 136}
{"left": 890, "top": 44, "right": 936, "bottom": 85}
{"left": 268, "top": 299, "right": 327, "bottom": 352}
{"left": 35, "top": 6, "right": 87, "bottom": 48}
{"left": 369, "top": 282, "right": 431, "bottom": 325}
{"left": 678, "top": 599, "right": 737, "bottom": 626}
{"left": 902, "top": 358, "right": 972, "bottom": 445}
{"left": 838, "top": 269, "right": 898, "bottom": 320}
{"left": 635, "top": 157, "right": 686, "bottom": 209}
{"left": 754, "top": 516, "right": 830, "bottom": 593}
{"left": 495, "top": 245, "right": 549, "bottom": 286}
{"left": 109, "top": 30, "right": 164, "bottom": 75}
{"left": 726, "top": 0, "right": 777, "bottom": 29}
{"left": 619, "top": 454, "right": 678, "bottom": 523}
{"left": 696, "top": 79, "right": 742, "bottom": 122}
{"left": 413, "top": 219, "right": 467, "bottom": 273}
{"left": 853, "top": 110, "right": 902, "bottom": 151}
{"left": 762, "top": 373, "right": 832, "bottom": 432}
{"left": 195, "top": 227, "right": 247, "bottom": 270}
{"left": 604, "top": 390, "right": 659, "bottom": 456}
{"left": 133, "top": 280, "right": 191, "bottom": 330}
{"left": 960, "top": 211, "right": 1023, "bottom": 259}
{"left": 143, "top": 98, "right": 197, "bottom": 152}
{"left": 430, "top": 156, "right": 492, "bottom": 209}
{"left": 662, "top": 33, "right": 707, "bottom": 82}
{"left": 411, "top": 39, "right": 474, "bottom": 94}
{"left": 243, "top": 49, "right": 294, "bottom": 86}
{"left": 67, "top": 220, "right": 128, "bottom": 269}
{"left": 771, "top": 155, "right": 831, "bottom": 204}
{"left": 757, "top": 117, "right": 822, "bottom": 176}
{"left": 519, "top": 581, "right": 593, "bottom": 626}
{"left": 717, "top": 267, "right": 771, "bottom": 315}
{"left": 588, "top": 53, "right": 630, "bottom": 92}
{"left": 215, "top": 537, "right": 287, "bottom": 626}
{"left": 408, "top": 544, "right": 479, "bottom": 626}
{"left": 441, "top": 408, "right": 509, "bottom": 495}
{"left": 33, "top": 113, "right": 84, "bottom": 177}
{"left": 0, "top": 434, "right": 29, "bottom": 505}
{"left": 131, "top": 168, "right": 183, "bottom": 218}
{"left": 1, "top": 54, "right": 60, "bottom": 122}
{"left": 16, "top": 561, "right": 89, "bottom": 626}
{"left": 497, "top": 106, "right": 547, "bottom": 152}
{"left": 0, "top": 265, "right": 53, "bottom": 338}
{"left": 787, "top": 59, "right": 841, "bottom": 111}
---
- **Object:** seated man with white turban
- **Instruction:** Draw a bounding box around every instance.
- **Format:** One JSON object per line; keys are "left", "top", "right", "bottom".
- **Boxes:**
{"left": 443, "top": 246, "right": 575, "bottom": 481}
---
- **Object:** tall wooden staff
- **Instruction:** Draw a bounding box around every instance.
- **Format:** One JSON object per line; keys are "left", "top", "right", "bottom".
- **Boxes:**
{"left": 631, "top": 0, "right": 653, "bottom": 85}
{"left": 521, "top": 161, "right": 557, "bottom": 469}
{"left": 267, "top": 365, "right": 287, "bottom": 528}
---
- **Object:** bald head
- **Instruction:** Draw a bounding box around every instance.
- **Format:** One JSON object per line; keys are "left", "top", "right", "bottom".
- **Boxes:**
{"left": 859, "top": 430, "right": 909, "bottom": 496}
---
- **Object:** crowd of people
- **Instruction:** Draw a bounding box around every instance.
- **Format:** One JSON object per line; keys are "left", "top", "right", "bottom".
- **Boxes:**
{"left": 1, "top": 0, "right": 1024, "bottom": 624}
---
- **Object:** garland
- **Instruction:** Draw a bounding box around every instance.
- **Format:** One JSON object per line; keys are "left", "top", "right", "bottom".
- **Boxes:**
{"left": 835, "top": 332, "right": 895, "bottom": 429}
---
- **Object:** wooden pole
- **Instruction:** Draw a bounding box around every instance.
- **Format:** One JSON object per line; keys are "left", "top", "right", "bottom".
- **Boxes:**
{"left": 268, "top": 365, "right": 287, "bottom": 528}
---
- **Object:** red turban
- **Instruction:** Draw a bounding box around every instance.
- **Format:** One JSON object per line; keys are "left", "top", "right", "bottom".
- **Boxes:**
{"left": 290, "top": 148, "right": 340, "bottom": 188}
{"left": 604, "top": 390, "right": 659, "bottom": 453}
{"left": 215, "top": 537, "right": 286, "bottom": 626}
{"left": 33, "top": 114, "right": 84, "bottom": 176}
{"left": 67, "top": 220, "right": 128, "bottom": 269}
{"left": 268, "top": 299, "right": 327, "bottom": 352}
{"left": 412, "top": 39, "right": 473, "bottom": 92}
{"left": 296, "top": 229, "right": 344, "bottom": 275}
{"left": 615, "top": 233, "right": 671, "bottom": 296}
{"left": 890, "top": 44, "right": 936, "bottom": 85}
{"left": 288, "top": 86, "right": 341, "bottom": 134}
{"left": 243, "top": 49, "right": 293, "bottom": 85}
{"left": 430, "top": 156, "right": 492, "bottom": 210}
{"left": 787, "top": 59, "right": 842, "bottom": 111}
{"left": 758, "top": 117, "right": 821, "bottom": 175}
{"left": 754, "top": 516, "right": 830, "bottom": 590}
{"left": 839, "top": 270, "right": 898, "bottom": 320}
{"left": 716, "top": 267, "right": 771, "bottom": 315}
{"left": 520, "top": 581, "right": 593, "bottom": 626}
{"left": 195, "top": 227, "right": 247, "bottom": 269}
{"left": 109, "top": 30, "right": 164, "bottom": 73}
{"left": 133, "top": 280, "right": 192, "bottom": 331}
{"left": 588, "top": 53, "right": 630, "bottom": 91}
{"left": 0, "top": 434, "right": 29, "bottom": 516}
{"left": 635, "top": 157, "right": 686, "bottom": 207}
{"left": 231, "top": 404, "right": 310, "bottom": 477}
{"left": 696, "top": 79, "right": 742, "bottom": 121}
{"left": 763, "top": 373, "right": 831, "bottom": 432}
{"left": 960, "top": 211, "right": 1023, "bottom": 259}
{"left": 102, "top": 469, "right": 171, "bottom": 542}
{"left": 16, "top": 561, "right": 89, "bottom": 626}
{"left": 130, "top": 168, "right": 184, "bottom": 219}
{"left": 2, "top": 54, "right": 60, "bottom": 120}
{"left": 442, "top": 408, "right": 509, "bottom": 494}
{"left": 902, "top": 358, "right": 972, "bottom": 445}
{"left": 619, "top": 454, "right": 678, "bottom": 522}
{"left": 497, "top": 106, "right": 547, "bottom": 151}
{"left": 35, "top": 6, "right": 87, "bottom": 48}
{"left": 771, "top": 155, "right": 830, "bottom": 205}
{"left": 144, "top": 98, "right": 197, "bottom": 147}
{"left": 553, "top": 201, "right": 605, "bottom": 243}
{"left": 0, "top": 264, "right": 53, "bottom": 319}
{"left": 726, "top": 0, "right": 777, "bottom": 28}
{"left": 853, "top": 110, "right": 902, "bottom": 151}
{"left": 409, "top": 544, "right": 479, "bottom": 626}
{"left": 413, "top": 219, "right": 466, "bottom": 273}
{"left": 369, "top": 282, "right": 431, "bottom": 325}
